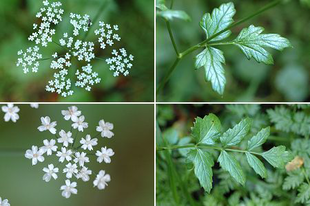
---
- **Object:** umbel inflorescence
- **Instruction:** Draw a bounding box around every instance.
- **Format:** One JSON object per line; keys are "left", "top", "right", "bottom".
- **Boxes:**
{"left": 24, "top": 106, "right": 115, "bottom": 198}
{"left": 16, "top": 0, "right": 134, "bottom": 97}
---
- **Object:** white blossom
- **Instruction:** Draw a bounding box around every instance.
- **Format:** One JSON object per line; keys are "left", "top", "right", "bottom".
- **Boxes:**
{"left": 56, "top": 147, "right": 72, "bottom": 163}
{"left": 42, "top": 139, "right": 58, "bottom": 155}
{"left": 72, "top": 115, "right": 88, "bottom": 132}
{"left": 25, "top": 146, "right": 45, "bottom": 165}
{"left": 29, "top": 0, "right": 63, "bottom": 47}
{"left": 63, "top": 163, "right": 78, "bottom": 179}
{"left": 0, "top": 197, "right": 10, "bottom": 206}
{"left": 106, "top": 48, "right": 134, "bottom": 77}
{"left": 80, "top": 135, "right": 98, "bottom": 151}
{"left": 38, "top": 116, "right": 57, "bottom": 134}
{"left": 2, "top": 104, "right": 20, "bottom": 122}
{"left": 24, "top": 106, "right": 115, "bottom": 198}
{"left": 75, "top": 64, "right": 101, "bottom": 91}
{"left": 74, "top": 152, "right": 89, "bottom": 166}
{"left": 43, "top": 164, "right": 59, "bottom": 182}
{"left": 96, "top": 147, "right": 114, "bottom": 164}
{"left": 61, "top": 106, "right": 81, "bottom": 121}
{"left": 93, "top": 170, "right": 111, "bottom": 190}
{"left": 95, "top": 21, "right": 121, "bottom": 49}
{"left": 60, "top": 180, "right": 77, "bottom": 198}
{"left": 96, "top": 119, "right": 114, "bottom": 138}
{"left": 77, "top": 167, "right": 92, "bottom": 182}
{"left": 16, "top": 46, "right": 42, "bottom": 73}
{"left": 58, "top": 130, "right": 73, "bottom": 147}
{"left": 30, "top": 103, "right": 39, "bottom": 109}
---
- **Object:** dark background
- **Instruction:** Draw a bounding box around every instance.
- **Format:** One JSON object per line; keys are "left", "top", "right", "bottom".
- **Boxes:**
{"left": 0, "top": 0, "right": 154, "bottom": 102}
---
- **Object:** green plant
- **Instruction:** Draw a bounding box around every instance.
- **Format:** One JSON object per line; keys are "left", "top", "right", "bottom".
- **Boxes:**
{"left": 157, "top": 105, "right": 310, "bottom": 206}
{"left": 157, "top": 0, "right": 291, "bottom": 96}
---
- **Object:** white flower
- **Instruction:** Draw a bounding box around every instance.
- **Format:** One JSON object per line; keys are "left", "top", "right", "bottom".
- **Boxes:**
{"left": 96, "top": 120, "right": 114, "bottom": 138}
{"left": 16, "top": 46, "right": 42, "bottom": 73}
{"left": 2, "top": 104, "right": 20, "bottom": 122}
{"left": 56, "top": 147, "right": 72, "bottom": 163}
{"left": 25, "top": 146, "right": 45, "bottom": 165}
{"left": 96, "top": 147, "right": 114, "bottom": 164}
{"left": 0, "top": 197, "right": 10, "bottom": 206}
{"left": 72, "top": 115, "right": 88, "bottom": 132}
{"left": 42, "top": 139, "right": 58, "bottom": 155}
{"left": 63, "top": 163, "right": 78, "bottom": 179}
{"left": 93, "top": 170, "right": 111, "bottom": 190}
{"left": 60, "top": 180, "right": 77, "bottom": 198}
{"left": 74, "top": 152, "right": 89, "bottom": 166}
{"left": 61, "top": 106, "right": 81, "bottom": 121}
{"left": 80, "top": 135, "right": 98, "bottom": 151}
{"left": 105, "top": 48, "right": 134, "bottom": 77}
{"left": 30, "top": 103, "right": 39, "bottom": 109}
{"left": 77, "top": 167, "right": 92, "bottom": 182}
{"left": 58, "top": 130, "right": 73, "bottom": 147}
{"left": 38, "top": 116, "right": 57, "bottom": 134}
{"left": 43, "top": 164, "right": 59, "bottom": 182}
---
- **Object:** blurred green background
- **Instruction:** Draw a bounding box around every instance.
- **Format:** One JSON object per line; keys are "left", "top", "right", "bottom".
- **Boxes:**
{"left": 157, "top": 0, "right": 310, "bottom": 102}
{"left": 0, "top": 104, "right": 154, "bottom": 206}
{"left": 0, "top": 0, "right": 154, "bottom": 102}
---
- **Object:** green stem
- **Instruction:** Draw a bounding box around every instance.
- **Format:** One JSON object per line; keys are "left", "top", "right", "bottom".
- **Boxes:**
{"left": 302, "top": 168, "right": 310, "bottom": 184}
{"left": 157, "top": 144, "right": 262, "bottom": 156}
{"left": 166, "top": 20, "right": 180, "bottom": 56}
{"left": 170, "top": 0, "right": 174, "bottom": 9}
{"left": 157, "top": 0, "right": 284, "bottom": 95}
{"left": 83, "top": 0, "right": 110, "bottom": 41}
{"left": 156, "top": 58, "right": 180, "bottom": 94}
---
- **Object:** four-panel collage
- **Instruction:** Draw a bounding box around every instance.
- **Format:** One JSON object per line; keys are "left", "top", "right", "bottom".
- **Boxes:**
{"left": 1, "top": 0, "right": 310, "bottom": 205}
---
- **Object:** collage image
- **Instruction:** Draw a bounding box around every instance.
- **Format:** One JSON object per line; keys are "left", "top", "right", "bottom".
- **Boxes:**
{"left": 0, "top": 0, "right": 310, "bottom": 205}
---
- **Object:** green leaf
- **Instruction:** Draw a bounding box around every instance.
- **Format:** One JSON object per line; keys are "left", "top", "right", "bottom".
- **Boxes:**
{"left": 262, "top": 146, "right": 291, "bottom": 168}
{"left": 220, "top": 118, "right": 251, "bottom": 147}
{"left": 218, "top": 150, "right": 246, "bottom": 185}
{"left": 200, "top": 2, "right": 236, "bottom": 41}
{"left": 187, "top": 149, "right": 214, "bottom": 193}
{"left": 195, "top": 47, "right": 226, "bottom": 95}
{"left": 157, "top": 10, "right": 191, "bottom": 21}
{"left": 283, "top": 170, "right": 304, "bottom": 190}
{"left": 191, "top": 114, "right": 221, "bottom": 145}
{"left": 233, "top": 25, "right": 291, "bottom": 64}
{"left": 245, "top": 152, "right": 267, "bottom": 178}
{"left": 247, "top": 127, "right": 270, "bottom": 151}
{"left": 156, "top": 0, "right": 167, "bottom": 11}
{"left": 296, "top": 183, "right": 310, "bottom": 204}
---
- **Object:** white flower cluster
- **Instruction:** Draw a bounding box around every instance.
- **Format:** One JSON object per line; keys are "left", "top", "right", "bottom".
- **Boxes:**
{"left": 1, "top": 104, "right": 39, "bottom": 123}
{"left": 16, "top": 0, "right": 134, "bottom": 97}
{"left": 75, "top": 64, "right": 101, "bottom": 91}
{"left": 106, "top": 48, "right": 134, "bottom": 77}
{"left": 59, "top": 33, "right": 95, "bottom": 62}
{"left": 24, "top": 106, "right": 115, "bottom": 198}
{"left": 16, "top": 46, "right": 42, "bottom": 74}
{"left": 95, "top": 21, "right": 121, "bottom": 49}
{"left": 0, "top": 197, "right": 10, "bottom": 206}
{"left": 70, "top": 13, "right": 92, "bottom": 36}
{"left": 29, "top": 0, "right": 64, "bottom": 47}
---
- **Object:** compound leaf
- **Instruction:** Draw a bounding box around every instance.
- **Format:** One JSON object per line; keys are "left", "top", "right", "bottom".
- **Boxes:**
{"left": 191, "top": 114, "right": 221, "bottom": 145}
{"left": 283, "top": 170, "right": 304, "bottom": 190}
{"left": 195, "top": 47, "right": 226, "bottom": 95}
{"left": 247, "top": 127, "right": 270, "bottom": 151}
{"left": 220, "top": 118, "right": 251, "bottom": 147}
{"left": 218, "top": 150, "right": 245, "bottom": 185}
{"left": 233, "top": 25, "right": 291, "bottom": 64}
{"left": 296, "top": 183, "right": 310, "bottom": 204}
{"left": 188, "top": 149, "right": 214, "bottom": 193}
{"left": 262, "top": 146, "right": 292, "bottom": 168}
{"left": 246, "top": 152, "right": 267, "bottom": 178}
{"left": 200, "top": 2, "right": 236, "bottom": 41}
